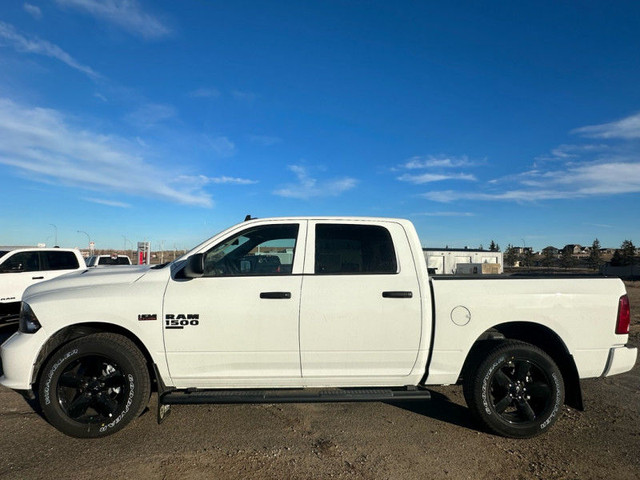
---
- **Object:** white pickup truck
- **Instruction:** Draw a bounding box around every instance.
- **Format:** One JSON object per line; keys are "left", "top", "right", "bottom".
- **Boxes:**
{"left": 0, "top": 217, "right": 636, "bottom": 439}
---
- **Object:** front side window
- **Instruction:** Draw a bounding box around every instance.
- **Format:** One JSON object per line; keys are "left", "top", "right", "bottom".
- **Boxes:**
{"left": 0, "top": 252, "right": 40, "bottom": 273}
{"left": 315, "top": 224, "right": 397, "bottom": 275}
{"left": 43, "top": 251, "right": 80, "bottom": 270}
{"left": 203, "top": 224, "right": 299, "bottom": 277}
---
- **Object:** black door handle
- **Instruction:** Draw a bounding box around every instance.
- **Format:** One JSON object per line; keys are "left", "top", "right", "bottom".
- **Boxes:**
{"left": 260, "top": 292, "right": 292, "bottom": 299}
{"left": 382, "top": 291, "right": 413, "bottom": 298}
{"left": 32, "top": 276, "right": 44, "bottom": 280}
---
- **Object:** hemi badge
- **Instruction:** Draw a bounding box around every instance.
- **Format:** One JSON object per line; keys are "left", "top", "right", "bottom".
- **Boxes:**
{"left": 138, "top": 314, "right": 157, "bottom": 321}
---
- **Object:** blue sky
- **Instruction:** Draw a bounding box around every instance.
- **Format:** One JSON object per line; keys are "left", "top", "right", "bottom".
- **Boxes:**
{"left": 1, "top": 1, "right": 639, "bottom": 251}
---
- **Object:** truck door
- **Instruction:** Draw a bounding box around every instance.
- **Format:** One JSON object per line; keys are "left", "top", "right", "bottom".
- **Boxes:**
{"left": 299, "top": 221, "right": 422, "bottom": 380}
{"left": 163, "top": 221, "right": 306, "bottom": 387}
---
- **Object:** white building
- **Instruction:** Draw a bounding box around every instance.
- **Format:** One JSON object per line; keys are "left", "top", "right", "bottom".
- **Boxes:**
{"left": 423, "top": 248, "right": 503, "bottom": 275}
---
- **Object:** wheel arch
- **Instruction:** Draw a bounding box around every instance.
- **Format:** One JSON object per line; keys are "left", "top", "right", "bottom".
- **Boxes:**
{"left": 32, "top": 322, "right": 158, "bottom": 391}
{"left": 462, "top": 321, "right": 583, "bottom": 411}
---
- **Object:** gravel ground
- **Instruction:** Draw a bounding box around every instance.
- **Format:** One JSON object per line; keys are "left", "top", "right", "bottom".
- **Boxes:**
{"left": 0, "top": 282, "right": 638, "bottom": 480}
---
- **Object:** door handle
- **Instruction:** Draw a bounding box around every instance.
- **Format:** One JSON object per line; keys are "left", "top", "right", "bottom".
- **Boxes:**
{"left": 260, "top": 292, "right": 292, "bottom": 299}
{"left": 32, "top": 276, "right": 44, "bottom": 280}
{"left": 382, "top": 291, "right": 413, "bottom": 298}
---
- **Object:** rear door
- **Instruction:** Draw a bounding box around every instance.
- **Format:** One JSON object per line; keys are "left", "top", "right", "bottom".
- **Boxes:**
{"left": 299, "top": 220, "right": 423, "bottom": 380}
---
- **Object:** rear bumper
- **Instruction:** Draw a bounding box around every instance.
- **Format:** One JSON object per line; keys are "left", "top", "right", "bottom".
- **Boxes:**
{"left": 602, "top": 345, "right": 638, "bottom": 377}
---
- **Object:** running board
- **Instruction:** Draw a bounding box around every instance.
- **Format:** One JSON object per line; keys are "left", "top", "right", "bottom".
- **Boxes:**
{"left": 160, "top": 386, "right": 431, "bottom": 406}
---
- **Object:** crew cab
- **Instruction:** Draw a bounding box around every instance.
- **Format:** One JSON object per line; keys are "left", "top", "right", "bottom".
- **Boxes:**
{"left": 85, "top": 254, "right": 132, "bottom": 267}
{"left": 0, "top": 217, "right": 636, "bottom": 439}
{"left": 0, "top": 247, "right": 85, "bottom": 323}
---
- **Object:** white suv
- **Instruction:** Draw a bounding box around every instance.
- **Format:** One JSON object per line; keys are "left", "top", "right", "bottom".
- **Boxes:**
{"left": 0, "top": 247, "right": 86, "bottom": 322}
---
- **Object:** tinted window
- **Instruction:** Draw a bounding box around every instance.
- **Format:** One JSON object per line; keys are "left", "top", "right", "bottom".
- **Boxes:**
{"left": 98, "top": 256, "right": 130, "bottom": 265}
{"left": 43, "top": 251, "right": 79, "bottom": 270}
{"left": 315, "top": 224, "right": 397, "bottom": 274}
{"left": 0, "top": 252, "right": 40, "bottom": 272}
{"left": 203, "top": 224, "right": 298, "bottom": 277}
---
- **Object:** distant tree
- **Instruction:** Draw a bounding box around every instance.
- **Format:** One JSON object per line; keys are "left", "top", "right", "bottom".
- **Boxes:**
{"left": 541, "top": 247, "right": 557, "bottom": 267}
{"left": 489, "top": 240, "right": 500, "bottom": 252}
{"left": 479, "top": 244, "right": 484, "bottom": 250}
{"left": 504, "top": 244, "right": 518, "bottom": 266}
{"left": 587, "top": 239, "right": 602, "bottom": 270}
{"left": 560, "top": 245, "right": 575, "bottom": 269}
{"left": 620, "top": 240, "right": 636, "bottom": 265}
{"left": 520, "top": 249, "right": 534, "bottom": 268}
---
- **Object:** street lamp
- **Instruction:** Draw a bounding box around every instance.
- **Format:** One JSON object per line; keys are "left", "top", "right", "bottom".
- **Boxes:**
{"left": 77, "top": 230, "right": 92, "bottom": 253}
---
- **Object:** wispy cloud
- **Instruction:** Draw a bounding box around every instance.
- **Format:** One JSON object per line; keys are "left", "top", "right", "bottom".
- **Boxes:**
{"left": 396, "top": 154, "right": 478, "bottom": 184}
{"left": 205, "top": 135, "right": 236, "bottom": 157}
{"left": 189, "top": 87, "right": 221, "bottom": 99}
{"left": 0, "top": 21, "right": 99, "bottom": 79}
{"left": 402, "top": 155, "right": 479, "bottom": 169}
{"left": 55, "top": 0, "right": 171, "bottom": 40}
{"left": 249, "top": 134, "right": 282, "bottom": 146}
{"left": 232, "top": 90, "right": 258, "bottom": 103}
{"left": 274, "top": 165, "right": 357, "bottom": 199}
{"left": 414, "top": 211, "right": 475, "bottom": 217}
{"left": 423, "top": 162, "right": 640, "bottom": 203}
{"left": 176, "top": 175, "right": 258, "bottom": 186}
{"left": 0, "top": 98, "right": 212, "bottom": 207}
{"left": 84, "top": 197, "right": 131, "bottom": 208}
{"left": 23, "top": 3, "right": 43, "bottom": 19}
{"left": 398, "top": 172, "right": 476, "bottom": 184}
{"left": 572, "top": 112, "right": 640, "bottom": 139}
{"left": 125, "top": 103, "right": 175, "bottom": 129}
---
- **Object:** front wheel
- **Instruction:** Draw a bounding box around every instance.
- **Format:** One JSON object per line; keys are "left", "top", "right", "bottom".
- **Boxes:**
{"left": 463, "top": 340, "right": 564, "bottom": 438}
{"left": 38, "top": 332, "right": 150, "bottom": 438}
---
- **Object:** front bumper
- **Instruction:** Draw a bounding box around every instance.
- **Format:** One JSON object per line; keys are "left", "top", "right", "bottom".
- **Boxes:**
{"left": 0, "top": 329, "right": 46, "bottom": 390}
{"left": 602, "top": 345, "right": 638, "bottom": 377}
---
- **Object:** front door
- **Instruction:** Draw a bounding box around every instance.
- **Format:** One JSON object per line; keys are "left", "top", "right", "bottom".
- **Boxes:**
{"left": 163, "top": 221, "right": 306, "bottom": 388}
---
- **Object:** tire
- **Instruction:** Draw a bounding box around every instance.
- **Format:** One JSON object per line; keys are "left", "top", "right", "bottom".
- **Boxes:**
{"left": 463, "top": 340, "right": 564, "bottom": 438}
{"left": 37, "top": 332, "right": 150, "bottom": 438}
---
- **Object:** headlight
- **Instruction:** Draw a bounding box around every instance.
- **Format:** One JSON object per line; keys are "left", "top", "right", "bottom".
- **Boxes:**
{"left": 19, "top": 303, "right": 41, "bottom": 334}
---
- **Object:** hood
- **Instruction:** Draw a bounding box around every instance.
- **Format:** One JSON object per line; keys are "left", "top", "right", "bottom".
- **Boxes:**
{"left": 23, "top": 265, "right": 151, "bottom": 300}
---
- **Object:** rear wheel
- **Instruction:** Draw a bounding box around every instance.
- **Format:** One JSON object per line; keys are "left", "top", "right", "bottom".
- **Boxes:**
{"left": 38, "top": 332, "right": 150, "bottom": 438}
{"left": 463, "top": 340, "right": 564, "bottom": 438}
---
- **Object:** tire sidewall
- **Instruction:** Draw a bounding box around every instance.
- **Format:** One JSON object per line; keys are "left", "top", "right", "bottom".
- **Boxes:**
{"left": 476, "top": 345, "right": 564, "bottom": 438}
{"left": 38, "top": 337, "right": 146, "bottom": 438}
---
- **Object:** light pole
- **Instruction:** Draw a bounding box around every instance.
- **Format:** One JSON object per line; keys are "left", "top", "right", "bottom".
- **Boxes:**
{"left": 77, "top": 230, "right": 92, "bottom": 254}
{"left": 49, "top": 224, "right": 58, "bottom": 246}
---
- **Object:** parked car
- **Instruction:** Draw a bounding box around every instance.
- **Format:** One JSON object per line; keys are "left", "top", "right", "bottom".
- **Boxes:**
{"left": 0, "top": 247, "right": 85, "bottom": 322}
{"left": 0, "top": 217, "right": 636, "bottom": 439}
{"left": 85, "top": 254, "right": 132, "bottom": 266}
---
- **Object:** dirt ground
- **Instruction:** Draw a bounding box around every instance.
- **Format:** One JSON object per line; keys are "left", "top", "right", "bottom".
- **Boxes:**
{"left": 0, "top": 282, "right": 638, "bottom": 480}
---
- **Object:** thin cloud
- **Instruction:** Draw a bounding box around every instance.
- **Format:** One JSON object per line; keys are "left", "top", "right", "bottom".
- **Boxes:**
{"left": 0, "top": 98, "right": 212, "bottom": 207}
{"left": 572, "top": 112, "right": 640, "bottom": 139}
{"left": 414, "top": 212, "right": 475, "bottom": 217}
{"left": 177, "top": 175, "right": 258, "bottom": 186}
{"left": 274, "top": 165, "right": 357, "bottom": 199}
{"left": 0, "top": 21, "right": 99, "bottom": 79}
{"left": 24, "top": 3, "right": 43, "bottom": 19}
{"left": 84, "top": 197, "right": 131, "bottom": 208}
{"left": 125, "top": 103, "right": 175, "bottom": 129}
{"left": 423, "top": 162, "right": 640, "bottom": 203}
{"left": 402, "top": 155, "right": 479, "bottom": 169}
{"left": 232, "top": 90, "right": 258, "bottom": 103}
{"left": 205, "top": 135, "right": 236, "bottom": 157}
{"left": 398, "top": 172, "right": 476, "bottom": 184}
{"left": 249, "top": 135, "right": 282, "bottom": 146}
{"left": 189, "top": 87, "right": 221, "bottom": 99}
{"left": 55, "top": 0, "right": 171, "bottom": 40}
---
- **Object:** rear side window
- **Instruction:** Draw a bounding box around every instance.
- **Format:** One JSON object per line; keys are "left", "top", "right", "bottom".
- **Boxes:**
{"left": 43, "top": 251, "right": 79, "bottom": 270}
{"left": 315, "top": 224, "right": 397, "bottom": 274}
{"left": 0, "top": 252, "right": 40, "bottom": 272}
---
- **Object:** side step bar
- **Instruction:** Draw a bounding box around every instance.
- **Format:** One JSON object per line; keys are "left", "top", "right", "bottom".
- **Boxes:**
{"left": 161, "top": 387, "right": 431, "bottom": 406}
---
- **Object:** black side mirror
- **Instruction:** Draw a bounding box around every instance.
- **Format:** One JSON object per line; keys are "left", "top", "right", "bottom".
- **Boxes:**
{"left": 183, "top": 253, "right": 205, "bottom": 278}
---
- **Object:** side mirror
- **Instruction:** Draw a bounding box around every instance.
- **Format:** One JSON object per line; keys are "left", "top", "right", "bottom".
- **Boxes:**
{"left": 183, "top": 253, "right": 205, "bottom": 278}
